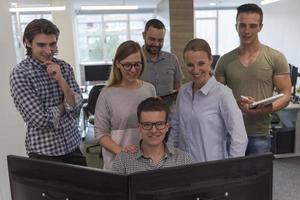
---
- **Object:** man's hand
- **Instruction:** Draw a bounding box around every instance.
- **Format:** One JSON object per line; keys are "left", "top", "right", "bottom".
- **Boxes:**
{"left": 44, "top": 61, "right": 63, "bottom": 83}
{"left": 238, "top": 96, "right": 272, "bottom": 116}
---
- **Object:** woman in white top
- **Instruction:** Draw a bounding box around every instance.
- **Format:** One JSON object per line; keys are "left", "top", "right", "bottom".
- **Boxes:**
{"left": 94, "top": 40, "right": 156, "bottom": 170}
{"left": 168, "top": 39, "right": 247, "bottom": 163}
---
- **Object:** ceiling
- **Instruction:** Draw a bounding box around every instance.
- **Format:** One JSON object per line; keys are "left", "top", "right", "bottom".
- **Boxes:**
{"left": 74, "top": 0, "right": 262, "bottom": 8}
{"left": 10, "top": 0, "right": 264, "bottom": 9}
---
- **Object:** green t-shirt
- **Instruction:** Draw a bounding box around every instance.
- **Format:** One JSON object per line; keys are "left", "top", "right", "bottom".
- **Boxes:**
{"left": 215, "top": 44, "right": 289, "bottom": 135}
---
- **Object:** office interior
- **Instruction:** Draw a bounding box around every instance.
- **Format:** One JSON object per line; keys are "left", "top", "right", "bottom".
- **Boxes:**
{"left": 0, "top": 0, "right": 300, "bottom": 199}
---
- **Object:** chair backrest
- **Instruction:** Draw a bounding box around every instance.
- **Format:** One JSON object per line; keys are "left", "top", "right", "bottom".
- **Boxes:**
{"left": 86, "top": 84, "right": 105, "bottom": 115}
{"left": 212, "top": 55, "right": 220, "bottom": 70}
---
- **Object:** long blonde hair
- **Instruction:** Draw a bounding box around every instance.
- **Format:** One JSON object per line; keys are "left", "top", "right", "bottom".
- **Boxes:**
{"left": 107, "top": 40, "right": 145, "bottom": 87}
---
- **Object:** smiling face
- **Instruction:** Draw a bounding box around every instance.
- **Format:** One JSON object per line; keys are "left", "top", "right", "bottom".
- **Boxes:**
{"left": 27, "top": 33, "right": 57, "bottom": 63}
{"left": 184, "top": 50, "right": 212, "bottom": 90}
{"left": 236, "top": 12, "right": 262, "bottom": 46}
{"left": 143, "top": 26, "right": 165, "bottom": 56}
{"left": 138, "top": 111, "right": 169, "bottom": 147}
{"left": 117, "top": 52, "right": 142, "bottom": 85}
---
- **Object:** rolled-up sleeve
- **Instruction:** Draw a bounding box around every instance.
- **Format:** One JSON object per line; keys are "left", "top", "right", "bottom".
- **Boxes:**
{"left": 63, "top": 64, "right": 83, "bottom": 119}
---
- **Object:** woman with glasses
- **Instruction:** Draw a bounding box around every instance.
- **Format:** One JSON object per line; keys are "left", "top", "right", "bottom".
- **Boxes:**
{"left": 112, "top": 97, "right": 193, "bottom": 174}
{"left": 94, "top": 40, "right": 156, "bottom": 170}
{"left": 168, "top": 39, "right": 248, "bottom": 163}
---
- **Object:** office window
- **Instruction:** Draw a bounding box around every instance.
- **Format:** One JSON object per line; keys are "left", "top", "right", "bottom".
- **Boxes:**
{"left": 76, "top": 13, "right": 153, "bottom": 63}
{"left": 11, "top": 13, "right": 52, "bottom": 62}
{"left": 195, "top": 9, "right": 239, "bottom": 55}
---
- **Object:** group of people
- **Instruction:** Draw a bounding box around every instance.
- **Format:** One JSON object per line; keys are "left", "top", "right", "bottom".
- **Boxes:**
{"left": 10, "top": 3, "right": 291, "bottom": 174}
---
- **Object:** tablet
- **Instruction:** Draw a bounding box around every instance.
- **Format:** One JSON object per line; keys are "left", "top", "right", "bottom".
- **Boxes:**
{"left": 250, "top": 93, "right": 284, "bottom": 108}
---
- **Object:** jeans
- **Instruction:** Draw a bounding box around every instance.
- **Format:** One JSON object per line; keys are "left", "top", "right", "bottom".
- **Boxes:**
{"left": 28, "top": 147, "right": 87, "bottom": 166}
{"left": 246, "top": 135, "right": 271, "bottom": 156}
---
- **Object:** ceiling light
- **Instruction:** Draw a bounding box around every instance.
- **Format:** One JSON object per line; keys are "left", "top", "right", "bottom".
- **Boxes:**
{"left": 209, "top": 2, "right": 217, "bottom": 6}
{"left": 260, "top": 0, "right": 280, "bottom": 5}
{"left": 80, "top": 5, "right": 139, "bottom": 11}
{"left": 9, "top": 6, "right": 66, "bottom": 12}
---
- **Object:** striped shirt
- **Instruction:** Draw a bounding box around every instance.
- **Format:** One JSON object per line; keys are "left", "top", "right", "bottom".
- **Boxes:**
{"left": 112, "top": 142, "right": 193, "bottom": 174}
{"left": 9, "top": 56, "right": 83, "bottom": 156}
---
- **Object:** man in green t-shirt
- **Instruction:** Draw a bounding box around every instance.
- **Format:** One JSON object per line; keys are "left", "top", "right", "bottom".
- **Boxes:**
{"left": 215, "top": 3, "right": 291, "bottom": 155}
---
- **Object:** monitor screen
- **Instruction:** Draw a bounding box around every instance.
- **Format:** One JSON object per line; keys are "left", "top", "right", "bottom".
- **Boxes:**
{"left": 84, "top": 64, "right": 111, "bottom": 82}
{"left": 7, "top": 155, "right": 128, "bottom": 200}
{"left": 130, "top": 153, "right": 273, "bottom": 200}
{"left": 7, "top": 154, "right": 272, "bottom": 200}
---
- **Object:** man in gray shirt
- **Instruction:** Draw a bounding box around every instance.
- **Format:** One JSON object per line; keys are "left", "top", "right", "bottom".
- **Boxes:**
{"left": 112, "top": 97, "right": 193, "bottom": 174}
{"left": 140, "top": 19, "right": 184, "bottom": 96}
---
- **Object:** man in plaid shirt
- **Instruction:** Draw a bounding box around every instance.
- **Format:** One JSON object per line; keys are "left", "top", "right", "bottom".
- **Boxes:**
{"left": 9, "top": 19, "right": 86, "bottom": 166}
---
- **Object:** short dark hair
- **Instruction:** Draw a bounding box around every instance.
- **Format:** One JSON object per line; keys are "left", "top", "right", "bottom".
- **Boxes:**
{"left": 236, "top": 3, "right": 263, "bottom": 25}
{"left": 137, "top": 97, "right": 169, "bottom": 122}
{"left": 23, "top": 18, "right": 60, "bottom": 56}
{"left": 144, "top": 19, "right": 165, "bottom": 32}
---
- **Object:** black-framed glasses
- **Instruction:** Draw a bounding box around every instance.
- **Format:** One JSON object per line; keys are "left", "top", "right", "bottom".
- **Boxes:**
{"left": 119, "top": 62, "right": 142, "bottom": 71}
{"left": 140, "top": 121, "right": 167, "bottom": 130}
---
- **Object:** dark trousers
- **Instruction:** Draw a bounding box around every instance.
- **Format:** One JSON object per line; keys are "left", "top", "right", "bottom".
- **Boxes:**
{"left": 28, "top": 147, "right": 87, "bottom": 166}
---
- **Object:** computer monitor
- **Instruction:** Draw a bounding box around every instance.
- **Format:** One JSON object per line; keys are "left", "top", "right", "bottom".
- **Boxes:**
{"left": 83, "top": 64, "right": 112, "bottom": 83}
{"left": 7, "top": 155, "right": 128, "bottom": 200}
{"left": 7, "top": 154, "right": 273, "bottom": 200}
{"left": 130, "top": 153, "right": 273, "bottom": 200}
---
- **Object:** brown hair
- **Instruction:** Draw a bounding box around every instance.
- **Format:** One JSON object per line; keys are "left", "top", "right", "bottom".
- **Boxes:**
{"left": 23, "top": 18, "right": 60, "bottom": 56}
{"left": 183, "top": 38, "right": 213, "bottom": 75}
{"left": 236, "top": 3, "right": 263, "bottom": 25}
{"left": 144, "top": 19, "right": 165, "bottom": 32}
{"left": 137, "top": 97, "right": 169, "bottom": 122}
{"left": 107, "top": 40, "right": 144, "bottom": 87}
{"left": 183, "top": 38, "right": 212, "bottom": 59}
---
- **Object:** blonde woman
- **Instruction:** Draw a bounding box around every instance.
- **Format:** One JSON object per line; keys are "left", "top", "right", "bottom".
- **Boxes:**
{"left": 168, "top": 39, "right": 247, "bottom": 163}
{"left": 94, "top": 40, "right": 156, "bottom": 170}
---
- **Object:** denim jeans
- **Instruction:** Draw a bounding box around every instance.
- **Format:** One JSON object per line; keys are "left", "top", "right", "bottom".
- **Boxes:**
{"left": 246, "top": 135, "right": 272, "bottom": 156}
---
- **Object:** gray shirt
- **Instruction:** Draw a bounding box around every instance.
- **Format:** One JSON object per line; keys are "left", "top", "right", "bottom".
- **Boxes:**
{"left": 140, "top": 49, "right": 184, "bottom": 96}
{"left": 112, "top": 142, "right": 193, "bottom": 174}
{"left": 94, "top": 81, "right": 156, "bottom": 169}
{"left": 168, "top": 77, "right": 248, "bottom": 163}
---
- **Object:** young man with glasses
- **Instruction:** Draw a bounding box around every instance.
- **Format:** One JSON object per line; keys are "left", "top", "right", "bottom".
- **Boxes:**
{"left": 112, "top": 97, "right": 193, "bottom": 174}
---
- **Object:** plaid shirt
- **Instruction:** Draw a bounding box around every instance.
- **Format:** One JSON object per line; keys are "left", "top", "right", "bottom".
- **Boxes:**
{"left": 10, "top": 56, "right": 83, "bottom": 156}
{"left": 112, "top": 142, "right": 193, "bottom": 174}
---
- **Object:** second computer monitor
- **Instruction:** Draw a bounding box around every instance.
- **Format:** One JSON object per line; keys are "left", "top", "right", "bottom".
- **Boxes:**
{"left": 83, "top": 64, "right": 112, "bottom": 83}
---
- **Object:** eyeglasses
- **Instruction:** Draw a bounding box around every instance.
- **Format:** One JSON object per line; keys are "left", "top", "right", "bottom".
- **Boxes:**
{"left": 140, "top": 121, "right": 167, "bottom": 130}
{"left": 119, "top": 62, "right": 142, "bottom": 71}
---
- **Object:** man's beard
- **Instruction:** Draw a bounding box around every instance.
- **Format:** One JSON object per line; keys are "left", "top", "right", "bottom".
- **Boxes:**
{"left": 145, "top": 44, "right": 162, "bottom": 56}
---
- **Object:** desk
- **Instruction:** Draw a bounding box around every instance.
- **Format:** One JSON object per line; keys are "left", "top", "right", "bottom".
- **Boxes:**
{"left": 274, "top": 102, "right": 300, "bottom": 158}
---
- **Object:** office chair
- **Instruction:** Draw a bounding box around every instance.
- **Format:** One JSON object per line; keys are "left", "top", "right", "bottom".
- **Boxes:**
{"left": 212, "top": 55, "right": 220, "bottom": 70}
{"left": 82, "top": 84, "right": 105, "bottom": 154}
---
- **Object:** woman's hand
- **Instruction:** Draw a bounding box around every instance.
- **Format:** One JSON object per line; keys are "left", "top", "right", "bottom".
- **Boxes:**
{"left": 121, "top": 144, "right": 138, "bottom": 153}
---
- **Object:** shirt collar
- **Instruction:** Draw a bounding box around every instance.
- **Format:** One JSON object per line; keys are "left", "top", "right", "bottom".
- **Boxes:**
{"left": 185, "top": 76, "right": 216, "bottom": 96}
{"left": 26, "top": 56, "right": 58, "bottom": 69}
{"left": 142, "top": 46, "right": 165, "bottom": 62}
{"left": 200, "top": 76, "right": 216, "bottom": 95}
{"left": 136, "top": 140, "right": 175, "bottom": 160}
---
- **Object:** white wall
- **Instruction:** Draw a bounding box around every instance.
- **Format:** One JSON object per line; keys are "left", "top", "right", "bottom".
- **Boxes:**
{"left": 52, "top": 0, "right": 80, "bottom": 83}
{"left": 0, "top": 1, "right": 26, "bottom": 200}
{"left": 260, "top": 0, "right": 300, "bottom": 67}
